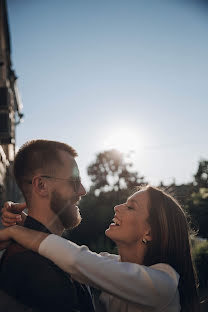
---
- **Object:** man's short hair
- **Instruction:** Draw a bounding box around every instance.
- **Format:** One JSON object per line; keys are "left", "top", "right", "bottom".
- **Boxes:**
{"left": 14, "top": 140, "right": 78, "bottom": 203}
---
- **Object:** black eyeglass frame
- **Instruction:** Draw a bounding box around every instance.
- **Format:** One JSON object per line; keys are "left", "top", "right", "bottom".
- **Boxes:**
{"left": 27, "top": 175, "right": 82, "bottom": 193}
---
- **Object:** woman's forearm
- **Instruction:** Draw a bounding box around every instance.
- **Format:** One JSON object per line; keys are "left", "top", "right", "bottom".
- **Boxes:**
{"left": 9, "top": 226, "right": 49, "bottom": 252}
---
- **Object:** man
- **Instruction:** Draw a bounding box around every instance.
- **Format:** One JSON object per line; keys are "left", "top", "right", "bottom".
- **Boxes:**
{"left": 0, "top": 140, "right": 95, "bottom": 312}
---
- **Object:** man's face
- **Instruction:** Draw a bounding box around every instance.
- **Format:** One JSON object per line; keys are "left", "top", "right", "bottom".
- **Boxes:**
{"left": 50, "top": 189, "right": 82, "bottom": 229}
{"left": 49, "top": 151, "right": 86, "bottom": 229}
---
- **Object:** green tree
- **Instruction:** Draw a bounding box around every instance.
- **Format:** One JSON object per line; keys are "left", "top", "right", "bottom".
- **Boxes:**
{"left": 194, "top": 160, "right": 208, "bottom": 189}
{"left": 87, "top": 149, "right": 145, "bottom": 194}
{"left": 186, "top": 188, "right": 208, "bottom": 239}
{"left": 192, "top": 240, "right": 208, "bottom": 288}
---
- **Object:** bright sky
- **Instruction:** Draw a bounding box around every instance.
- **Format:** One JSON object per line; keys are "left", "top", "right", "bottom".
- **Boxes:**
{"left": 7, "top": 0, "right": 208, "bottom": 189}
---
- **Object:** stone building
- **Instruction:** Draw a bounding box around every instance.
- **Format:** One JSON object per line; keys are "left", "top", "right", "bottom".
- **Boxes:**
{"left": 0, "top": 0, "right": 23, "bottom": 208}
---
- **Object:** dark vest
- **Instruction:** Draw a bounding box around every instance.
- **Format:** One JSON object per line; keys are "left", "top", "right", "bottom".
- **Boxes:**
{"left": 0, "top": 217, "right": 95, "bottom": 312}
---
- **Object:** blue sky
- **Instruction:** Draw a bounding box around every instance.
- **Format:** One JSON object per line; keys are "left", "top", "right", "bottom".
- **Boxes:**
{"left": 7, "top": 0, "right": 208, "bottom": 188}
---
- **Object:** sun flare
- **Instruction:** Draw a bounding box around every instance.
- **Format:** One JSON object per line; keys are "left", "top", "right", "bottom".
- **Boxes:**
{"left": 102, "top": 127, "right": 142, "bottom": 154}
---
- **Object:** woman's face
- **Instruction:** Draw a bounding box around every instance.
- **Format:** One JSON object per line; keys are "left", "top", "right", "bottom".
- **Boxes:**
{"left": 105, "top": 190, "right": 152, "bottom": 246}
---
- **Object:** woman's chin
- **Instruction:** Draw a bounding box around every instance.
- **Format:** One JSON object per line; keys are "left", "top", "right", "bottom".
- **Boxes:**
{"left": 105, "top": 226, "right": 116, "bottom": 240}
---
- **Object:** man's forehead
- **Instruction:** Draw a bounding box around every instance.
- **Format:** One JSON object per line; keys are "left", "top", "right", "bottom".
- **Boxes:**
{"left": 58, "top": 150, "right": 80, "bottom": 178}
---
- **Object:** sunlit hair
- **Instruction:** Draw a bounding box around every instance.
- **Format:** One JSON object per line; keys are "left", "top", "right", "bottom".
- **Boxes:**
{"left": 14, "top": 139, "right": 78, "bottom": 204}
{"left": 142, "top": 185, "right": 199, "bottom": 312}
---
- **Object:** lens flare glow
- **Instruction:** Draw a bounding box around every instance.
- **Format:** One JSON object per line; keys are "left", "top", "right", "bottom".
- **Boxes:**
{"left": 102, "top": 127, "right": 142, "bottom": 154}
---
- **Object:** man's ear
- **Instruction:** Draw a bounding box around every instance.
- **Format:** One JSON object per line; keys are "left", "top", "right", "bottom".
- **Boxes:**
{"left": 32, "top": 176, "right": 49, "bottom": 197}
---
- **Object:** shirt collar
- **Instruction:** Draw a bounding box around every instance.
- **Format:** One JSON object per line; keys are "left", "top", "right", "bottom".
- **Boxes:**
{"left": 24, "top": 216, "right": 52, "bottom": 234}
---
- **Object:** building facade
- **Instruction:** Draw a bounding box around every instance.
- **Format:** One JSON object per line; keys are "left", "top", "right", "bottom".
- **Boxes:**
{"left": 0, "top": 0, "right": 23, "bottom": 208}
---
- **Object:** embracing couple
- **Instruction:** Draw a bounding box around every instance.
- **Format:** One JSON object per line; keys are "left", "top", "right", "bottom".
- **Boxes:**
{"left": 0, "top": 139, "right": 199, "bottom": 312}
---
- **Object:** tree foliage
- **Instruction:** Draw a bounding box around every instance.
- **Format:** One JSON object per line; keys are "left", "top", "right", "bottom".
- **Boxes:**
{"left": 194, "top": 160, "right": 208, "bottom": 189}
{"left": 87, "top": 149, "right": 145, "bottom": 194}
{"left": 192, "top": 240, "right": 208, "bottom": 288}
{"left": 186, "top": 188, "right": 208, "bottom": 239}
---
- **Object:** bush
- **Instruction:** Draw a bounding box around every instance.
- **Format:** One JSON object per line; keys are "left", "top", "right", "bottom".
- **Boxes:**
{"left": 192, "top": 239, "right": 208, "bottom": 288}
{"left": 89, "top": 234, "right": 117, "bottom": 254}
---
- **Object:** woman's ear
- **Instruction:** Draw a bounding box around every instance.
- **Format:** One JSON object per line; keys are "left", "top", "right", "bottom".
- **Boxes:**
{"left": 32, "top": 176, "right": 49, "bottom": 197}
{"left": 144, "top": 229, "right": 152, "bottom": 243}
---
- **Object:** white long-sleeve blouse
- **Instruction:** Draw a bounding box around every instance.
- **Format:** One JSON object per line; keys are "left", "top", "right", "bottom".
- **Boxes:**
{"left": 39, "top": 234, "right": 181, "bottom": 312}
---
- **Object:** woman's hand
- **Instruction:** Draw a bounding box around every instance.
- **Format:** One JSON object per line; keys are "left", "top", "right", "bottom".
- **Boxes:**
{"left": 1, "top": 202, "right": 27, "bottom": 226}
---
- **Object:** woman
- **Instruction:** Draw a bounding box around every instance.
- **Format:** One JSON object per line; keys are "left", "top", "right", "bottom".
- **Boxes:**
{"left": 0, "top": 186, "right": 199, "bottom": 311}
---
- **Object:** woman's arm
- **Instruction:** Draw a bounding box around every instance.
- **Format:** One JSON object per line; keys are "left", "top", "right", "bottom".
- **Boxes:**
{"left": 0, "top": 226, "right": 48, "bottom": 252}
{"left": 0, "top": 226, "right": 179, "bottom": 308}
{"left": 39, "top": 234, "right": 179, "bottom": 308}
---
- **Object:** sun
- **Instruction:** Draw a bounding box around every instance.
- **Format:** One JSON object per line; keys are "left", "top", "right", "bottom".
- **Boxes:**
{"left": 102, "top": 127, "right": 142, "bottom": 154}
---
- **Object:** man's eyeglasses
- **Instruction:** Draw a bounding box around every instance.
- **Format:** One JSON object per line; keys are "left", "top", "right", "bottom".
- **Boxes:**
{"left": 27, "top": 175, "right": 82, "bottom": 193}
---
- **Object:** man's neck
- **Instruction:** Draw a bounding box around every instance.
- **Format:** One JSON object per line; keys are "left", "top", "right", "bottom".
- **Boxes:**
{"left": 28, "top": 208, "right": 64, "bottom": 236}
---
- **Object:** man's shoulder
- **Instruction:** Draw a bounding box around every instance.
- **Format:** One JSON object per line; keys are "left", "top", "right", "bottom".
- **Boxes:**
{"left": 2, "top": 242, "right": 27, "bottom": 261}
{"left": 2, "top": 242, "right": 50, "bottom": 267}
{"left": 1, "top": 242, "right": 70, "bottom": 279}
{"left": 3, "top": 242, "right": 32, "bottom": 259}
{"left": 0, "top": 243, "right": 81, "bottom": 311}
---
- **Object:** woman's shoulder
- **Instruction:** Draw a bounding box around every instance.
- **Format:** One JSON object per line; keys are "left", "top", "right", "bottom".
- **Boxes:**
{"left": 149, "top": 263, "right": 180, "bottom": 284}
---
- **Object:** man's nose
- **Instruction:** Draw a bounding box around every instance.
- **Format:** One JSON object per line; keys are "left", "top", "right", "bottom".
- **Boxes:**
{"left": 79, "top": 183, "right": 87, "bottom": 196}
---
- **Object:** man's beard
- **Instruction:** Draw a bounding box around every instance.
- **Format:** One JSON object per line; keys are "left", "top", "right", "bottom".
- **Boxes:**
{"left": 50, "top": 190, "right": 82, "bottom": 229}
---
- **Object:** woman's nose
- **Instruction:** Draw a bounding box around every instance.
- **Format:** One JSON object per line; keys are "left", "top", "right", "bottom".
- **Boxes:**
{"left": 114, "top": 204, "right": 123, "bottom": 213}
